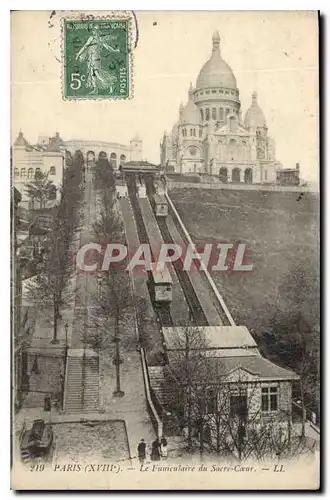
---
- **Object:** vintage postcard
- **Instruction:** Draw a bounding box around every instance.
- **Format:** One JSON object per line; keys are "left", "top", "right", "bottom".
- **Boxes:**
{"left": 11, "top": 10, "right": 320, "bottom": 490}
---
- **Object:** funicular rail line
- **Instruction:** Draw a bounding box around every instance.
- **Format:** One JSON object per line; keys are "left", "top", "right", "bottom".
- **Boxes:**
{"left": 157, "top": 217, "right": 206, "bottom": 326}
{"left": 126, "top": 174, "right": 175, "bottom": 328}
{"left": 167, "top": 200, "right": 232, "bottom": 327}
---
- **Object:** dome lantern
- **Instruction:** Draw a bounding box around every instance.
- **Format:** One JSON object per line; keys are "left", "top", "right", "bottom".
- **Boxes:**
{"left": 212, "top": 30, "right": 220, "bottom": 52}
{"left": 244, "top": 91, "right": 267, "bottom": 129}
{"left": 195, "top": 31, "right": 237, "bottom": 91}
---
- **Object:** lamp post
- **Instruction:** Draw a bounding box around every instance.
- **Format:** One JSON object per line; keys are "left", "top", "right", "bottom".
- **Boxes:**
{"left": 113, "top": 305, "right": 124, "bottom": 397}
{"left": 61, "top": 321, "right": 69, "bottom": 410}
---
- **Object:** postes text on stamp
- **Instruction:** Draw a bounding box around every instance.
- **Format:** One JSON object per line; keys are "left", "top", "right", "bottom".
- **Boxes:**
{"left": 63, "top": 18, "right": 131, "bottom": 99}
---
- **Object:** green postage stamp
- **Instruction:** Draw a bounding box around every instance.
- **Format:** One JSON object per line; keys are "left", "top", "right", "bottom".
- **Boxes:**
{"left": 63, "top": 17, "right": 132, "bottom": 99}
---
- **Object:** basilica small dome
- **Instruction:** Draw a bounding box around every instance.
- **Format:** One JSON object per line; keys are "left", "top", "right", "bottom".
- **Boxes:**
{"left": 244, "top": 92, "right": 267, "bottom": 128}
{"left": 196, "top": 31, "right": 237, "bottom": 90}
{"left": 181, "top": 84, "right": 201, "bottom": 124}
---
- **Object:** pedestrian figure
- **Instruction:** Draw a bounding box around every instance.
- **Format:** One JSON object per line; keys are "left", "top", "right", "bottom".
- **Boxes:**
{"left": 151, "top": 438, "right": 161, "bottom": 461}
{"left": 137, "top": 438, "right": 146, "bottom": 466}
{"left": 160, "top": 436, "right": 168, "bottom": 458}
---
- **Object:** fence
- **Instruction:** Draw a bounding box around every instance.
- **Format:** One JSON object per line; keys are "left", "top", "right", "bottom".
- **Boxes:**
{"left": 167, "top": 180, "right": 315, "bottom": 194}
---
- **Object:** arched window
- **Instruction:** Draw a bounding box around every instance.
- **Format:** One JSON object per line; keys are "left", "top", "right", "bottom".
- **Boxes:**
{"left": 87, "top": 151, "right": 95, "bottom": 164}
{"left": 229, "top": 116, "right": 238, "bottom": 133}
{"left": 229, "top": 139, "right": 236, "bottom": 161}
{"left": 219, "top": 108, "right": 224, "bottom": 121}
{"left": 27, "top": 168, "right": 34, "bottom": 179}
{"left": 199, "top": 127, "right": 202, "bottom": 137}
{"left": 110, "top": 152, "right": 117, "bottom": 168}
{"left": 14, "top": 168, "right": 19, "bottom": 178}
{"left": 264, "top": 170, "right": 268, "bottom": 181}
{"left": 225, "top": 108, "right": 230, "bottom": 118}
{"left": 242, "top": 140, "right": 248, "bottom": 161}
{"left": 244, "top": 168, "right": 253, "bottom": 184}
{"left": 35, "top": 168, "right": 42, "bottom": 179}
{"left": 218, "top": 140, "right": 225, "bottom": 161}
{"left": 200, "top": 109, "right": 204, "bottom": 121}
{"left": 212, "top": 108, "right": 217, "bottom": 120}
{"left": 49, "top": 166, "right": 56, "bottom": 175}
{"left": 120, "top": 154, "right": 126, "bottom": 164}
{"left": 219, "top": 167, "right": 228, "bottom": 183}
{"left": 205, "top": 108, "right": 210, "bottom": 121}
{"left": 20, "top": 168, "right": 26, "bottom": 179}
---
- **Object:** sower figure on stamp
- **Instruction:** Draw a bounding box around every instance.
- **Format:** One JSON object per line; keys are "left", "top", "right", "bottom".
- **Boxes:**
{"left": 75, "top": 26, "right": 119, "bottom": 95}
{"left": 137, "top": 438, "right": 146, "bottom": 465}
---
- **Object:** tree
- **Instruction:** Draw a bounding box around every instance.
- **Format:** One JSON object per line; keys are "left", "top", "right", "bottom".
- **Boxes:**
{"left": 164, "top": 326, "right": 316, "bottom": 461}
{"left": 90, "top": 269, "right": 132, "bottom": 397}
{"left": 167, "top": 326, "right": 208, "bottom": 450}
{"left": 93, "top": 186, "right": 123, "bottom": 243}
{"left": 25, "top": 172, "right": 56, "bottom": 209}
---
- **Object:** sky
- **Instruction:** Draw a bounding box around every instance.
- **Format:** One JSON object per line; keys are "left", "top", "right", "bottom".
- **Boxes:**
{"left": 11, "top": 10, "right": 319, "bottom": 182}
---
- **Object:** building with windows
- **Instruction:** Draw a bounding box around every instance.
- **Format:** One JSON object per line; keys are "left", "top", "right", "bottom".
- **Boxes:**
{"left": 12, "top": 132, "right": 65, "bottom": 208}
{"left": 12, "top": 132, "right": 144, "bottom": 208}
{"left": 149, "top": 325, "right": 299, "bottom": 443}
{"left": 160, "top": 31, "right": 287, "bottom": 184}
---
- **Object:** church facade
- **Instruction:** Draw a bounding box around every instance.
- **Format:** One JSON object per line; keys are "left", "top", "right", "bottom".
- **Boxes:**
{"left": 160, "top": 31, "right": 283, "bottom": 184}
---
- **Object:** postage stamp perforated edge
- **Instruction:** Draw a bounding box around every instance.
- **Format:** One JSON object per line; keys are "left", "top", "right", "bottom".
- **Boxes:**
{"left": 60, "top": 11, "right": 135, "bottom": 101}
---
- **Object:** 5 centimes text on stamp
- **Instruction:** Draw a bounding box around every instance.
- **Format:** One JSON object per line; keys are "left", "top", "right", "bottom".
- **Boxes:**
{"left": 63, "top": 17, "right": 132, "bottom": 100}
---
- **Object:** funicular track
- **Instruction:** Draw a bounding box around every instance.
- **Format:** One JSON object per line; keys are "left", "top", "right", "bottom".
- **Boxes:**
{"left": 126, "top": 174, "right": 173, "bottom": 328}
{"left": 167, "top": 200, "right": 232, "bottom": 327}
{"left": 157, "top": 217, "right": 207, "bottom": 326}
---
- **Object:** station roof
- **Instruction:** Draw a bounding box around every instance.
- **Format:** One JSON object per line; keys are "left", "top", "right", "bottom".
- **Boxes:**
{"left": 200, "top": 356, "right": 299, "bottom": 381}
{"left": 162, "top": 325, "right": 257, "bottom": 350}
{"left": 121, "top": 161, "right": 160, "bottom": 173}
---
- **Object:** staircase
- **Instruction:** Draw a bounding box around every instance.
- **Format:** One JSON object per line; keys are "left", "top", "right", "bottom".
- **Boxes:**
{"left": 63, "top": 356, "right": 84, "bottom": 413}
{"left": 82, "top": 356, "right": 99, "bottom": 411}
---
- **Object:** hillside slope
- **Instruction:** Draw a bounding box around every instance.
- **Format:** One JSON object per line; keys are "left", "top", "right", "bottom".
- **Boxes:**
{"left": 170, "top": 187, "right": 320, "bottom": 337}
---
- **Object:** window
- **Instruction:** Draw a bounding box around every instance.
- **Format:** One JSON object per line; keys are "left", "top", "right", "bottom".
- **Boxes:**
{"left": 35, "top": 168, "right": 42, "bottom": 179}
{"left": 189, "top": 146, "right": 197, "bottom": 156}
{"left": 261, "top": 386, "right": 278, "bottom": 412}
{"left": 264, "top": 170, "right": 268, "bottom": 181}
{"left": 200, "top": 109, "right": 204, "bottom": 121}
{"left": 199, "top": 127, "right": 202, "bottom": 137}
{"left": 14, "top": 168, "right": 19, "bottom": 178}
{"left": 212, "top": 108, "right": 217, "bottom": 120}
{"left": 193, "top": 129, "right": 196, "bottom": 137}
{"left": 205, "top": 108, "right": 210, "bottom": 121}
{"left": 219, "top": 108, "right": 224, "bottom": 121}
{"left": 20, "top": 168, "right": 26, "bottom": 179}
{"left": 226, "top": 108, "right": 230, "bottom": 116}
{"left": 49, "top": 166, "right": 56, "bottom": 175}
{"left": 27, "top": 168, "right": 34, "bottom": 179}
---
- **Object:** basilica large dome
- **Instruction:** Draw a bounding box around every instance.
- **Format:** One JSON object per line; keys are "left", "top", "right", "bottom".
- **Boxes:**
{"left": 196, "top": 31, "right": 237, "bottom": 90}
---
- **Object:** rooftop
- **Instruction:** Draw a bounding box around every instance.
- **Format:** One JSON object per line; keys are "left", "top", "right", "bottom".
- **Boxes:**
{"left": 203, "top": 355, "right": 299, "bottom": 381}
{"left": 162, "top": 325, "right": 257, "bottom": 351}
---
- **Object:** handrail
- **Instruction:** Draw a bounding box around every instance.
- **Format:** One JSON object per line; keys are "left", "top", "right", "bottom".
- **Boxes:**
{"left": 166, "top": 193, "right": 235, "bottom": 326}
{"left": 120, "top": 196, "right": 163, "bottom": 439}
{"left": 140, "top": 347, "right": 163, "bottom": 439}
{"left": 166, "top": 180, "right": 314, "bottom": 193}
